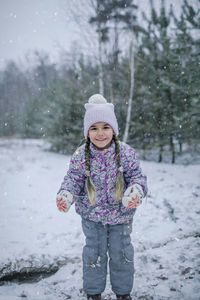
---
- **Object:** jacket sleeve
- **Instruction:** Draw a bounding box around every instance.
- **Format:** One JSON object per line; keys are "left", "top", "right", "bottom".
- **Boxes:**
{"left": 122, "top": 147, "right": 148, "bottom": 197}
{"left": 58, "top": 149, "right": 86, "bottom": 198}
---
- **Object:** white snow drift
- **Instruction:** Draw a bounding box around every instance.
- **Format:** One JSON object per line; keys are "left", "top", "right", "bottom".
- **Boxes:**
{"left": 0, "top": 139, "right": 199, "bottom": 300}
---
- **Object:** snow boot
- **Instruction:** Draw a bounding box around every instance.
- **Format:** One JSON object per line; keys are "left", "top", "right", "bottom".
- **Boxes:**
{"left": 116, "top": 295, "right": 132, "bottom": 300}
{"left": 87, "top": 294, "right": 102, "bottom": 300}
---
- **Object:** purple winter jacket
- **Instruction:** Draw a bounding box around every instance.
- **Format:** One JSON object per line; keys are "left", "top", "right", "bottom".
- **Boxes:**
{"left": 59, "top": 141, "right": 147, "bottom": 225}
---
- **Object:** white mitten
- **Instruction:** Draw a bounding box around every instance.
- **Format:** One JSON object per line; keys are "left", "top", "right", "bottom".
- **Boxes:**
{"left": 56, "top": 190, "right": 73, "bottom": 212}
{"left": 122, "top": 184, "right": 144, "bottom": 208}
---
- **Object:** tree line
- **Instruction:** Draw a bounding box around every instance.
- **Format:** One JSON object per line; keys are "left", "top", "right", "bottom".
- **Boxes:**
{"left": 0, "top": 0, "right": 199, "bottom": 163}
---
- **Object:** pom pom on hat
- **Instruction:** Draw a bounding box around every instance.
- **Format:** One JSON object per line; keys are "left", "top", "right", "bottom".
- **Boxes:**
{"left": 88, "top": 94, "right": 107, "bottom": 104}
{"left": 84, "top": 94, "right": 119, "bottom": 138}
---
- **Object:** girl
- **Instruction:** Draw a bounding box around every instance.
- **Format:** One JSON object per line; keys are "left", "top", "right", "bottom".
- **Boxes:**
{"left": 56, "top": 94, "right": 147, "bottom": 300}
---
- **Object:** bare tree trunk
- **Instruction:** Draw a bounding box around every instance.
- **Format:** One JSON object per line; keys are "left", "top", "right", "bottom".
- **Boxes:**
{"left": 158, "top": 143, "right": 163, "bottom": 162}
{"left": 108, "top": 71, "right": 114, "bottom": 104}
{"left": 106, "top": 18, "right": 119, "bottom": 104}
{"left": 142, "top": 145, "right": 146, "bottom": 160}
{"left": 97, "top": 24, "right": 104, "bottom": 95}
{"left": 179, "top": 142, "right": 182, "bottom": 154}
{"left": 123, "top": 33, "right": 135, "bottom": 143}
{"left": 170, "top": 134, "right": 175, "bottom": 164}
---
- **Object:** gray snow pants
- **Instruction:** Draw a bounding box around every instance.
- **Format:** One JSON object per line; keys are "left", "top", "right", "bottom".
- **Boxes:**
{"left": 82, "top": 218, "right": 134, "bottom": 295}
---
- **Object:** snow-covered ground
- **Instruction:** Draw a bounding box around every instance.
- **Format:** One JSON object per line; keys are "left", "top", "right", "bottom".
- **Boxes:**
{"left": 0, "top": 138, "right": 199, "bottom": 300}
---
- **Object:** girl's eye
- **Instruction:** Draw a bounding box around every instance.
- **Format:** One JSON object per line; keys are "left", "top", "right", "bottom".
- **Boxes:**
{"left": 90, "top": 128, "right": 97, "bottom": 131}
{"left": 104, "top": 126, "right": 110, "bottom": 129}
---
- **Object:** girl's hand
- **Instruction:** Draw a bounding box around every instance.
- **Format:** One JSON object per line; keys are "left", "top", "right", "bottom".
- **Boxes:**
{"left": 122, "top": 184, "right": 144, "bottom": 208}
{"left": 56, "top": 190, "right": 73, "bottom": 212}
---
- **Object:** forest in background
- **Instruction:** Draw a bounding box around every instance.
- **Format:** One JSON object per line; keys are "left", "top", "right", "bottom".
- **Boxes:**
{"left": 0, "top": 0, "right": 199, "bottom": 163}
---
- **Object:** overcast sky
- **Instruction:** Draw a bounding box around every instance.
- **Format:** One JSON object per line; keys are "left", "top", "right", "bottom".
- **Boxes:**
{"left": 0, "top": 0, "right": 186, "bottom": 69}
{"left": 0, "top": 0, "right": 77, "bottom": 68}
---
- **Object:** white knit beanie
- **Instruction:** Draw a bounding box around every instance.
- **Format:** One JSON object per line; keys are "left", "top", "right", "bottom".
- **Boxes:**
{"left": 84, "top": 94, "right": 119, "bottom": 138}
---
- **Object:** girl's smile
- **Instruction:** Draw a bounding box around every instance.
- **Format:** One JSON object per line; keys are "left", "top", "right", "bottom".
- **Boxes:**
{"left": 88, "top": 122, "right": 114, "bottom": 150}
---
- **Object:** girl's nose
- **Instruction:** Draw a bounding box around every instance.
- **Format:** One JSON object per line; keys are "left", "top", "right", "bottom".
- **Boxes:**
{"left": 97, "top": 129, "right": 104, "bottom": 136}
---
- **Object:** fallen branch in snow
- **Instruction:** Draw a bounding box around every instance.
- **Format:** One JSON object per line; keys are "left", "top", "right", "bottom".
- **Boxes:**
{"left": 0, "top": 255, "right": 80, "bottom": 283}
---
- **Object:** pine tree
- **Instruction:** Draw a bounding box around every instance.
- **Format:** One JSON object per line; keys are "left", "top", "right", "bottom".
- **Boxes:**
{"left": 171, "top": 0, "right": 200, "bottom": 152}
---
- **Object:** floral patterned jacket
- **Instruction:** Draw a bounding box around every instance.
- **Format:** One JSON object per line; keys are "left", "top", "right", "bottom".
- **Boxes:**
{"left": 59, "top": 141, "right": 147, "bottom": 225}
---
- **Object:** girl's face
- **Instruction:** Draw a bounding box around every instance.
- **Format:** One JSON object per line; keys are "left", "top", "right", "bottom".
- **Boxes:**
{"left": 88, "top": 122, "right": 114, "bottom": 150}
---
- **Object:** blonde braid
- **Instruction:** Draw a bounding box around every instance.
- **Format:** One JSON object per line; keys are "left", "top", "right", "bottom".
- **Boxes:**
{"left": 113, "top": 135, "right": 124, "bottom": 201}
{"left": 85, "top": 137, "right": 96, "bottom": 205}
